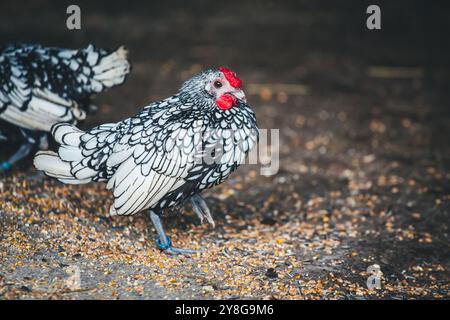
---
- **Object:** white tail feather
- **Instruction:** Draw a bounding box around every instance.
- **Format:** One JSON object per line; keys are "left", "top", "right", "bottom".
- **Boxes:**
{"left": 91, "top": 46, "right": 130, "bottom": 90}
{"left": 34, "top": 122, "right": 116, "bottom": 184}
{"left": 34, "top": 151, "right": 73, "bottom": 179}
{"left": 34, "top": 124, "right": 92, "bottom": 184}
{"left": 59, "top": 145, "right": 83, "bottom": 162}
{"left": 52, "top": 123, "right": 84, "bottom": 145}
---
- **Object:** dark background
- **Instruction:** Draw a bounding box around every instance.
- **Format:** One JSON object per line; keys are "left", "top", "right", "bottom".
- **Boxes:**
{"left": 1, "top": 1, "right": 449, "bottom": 118}
{"left": 0, "top": 0, "right": 449, "bottom": 299}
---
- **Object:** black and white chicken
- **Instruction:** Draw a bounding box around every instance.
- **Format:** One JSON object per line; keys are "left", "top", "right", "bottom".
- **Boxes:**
{"left": 34, "top": 67, "right": 258, "bottom": 254}
{"left": 0, "top": 43, "right": 130, "bottom": 172}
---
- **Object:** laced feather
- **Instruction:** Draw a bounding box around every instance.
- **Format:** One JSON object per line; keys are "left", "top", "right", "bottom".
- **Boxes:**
{"left": 35, "top": 69, "right": 258, "bottom": 217}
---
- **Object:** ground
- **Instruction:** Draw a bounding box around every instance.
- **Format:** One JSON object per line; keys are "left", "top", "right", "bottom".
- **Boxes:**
{"left": 0, "top": 1, "right": 449, "bottom": 299}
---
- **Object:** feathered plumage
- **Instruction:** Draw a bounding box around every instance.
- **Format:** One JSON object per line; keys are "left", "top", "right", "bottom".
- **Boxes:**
{"left": 35, "top": 67, "right": 257, "bottom": 254}
{"left": 35, "top": 68, "right": 258, "bottom": 217}
{"left": 0, "top": 43, "right": 130, "bottom": 173}
{"left": 0, "top": 43, "right": 131, "bottom": 132}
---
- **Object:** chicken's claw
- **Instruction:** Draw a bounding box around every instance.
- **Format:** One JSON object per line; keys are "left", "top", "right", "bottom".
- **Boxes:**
{"left": 190, "top": 194, "right": 215, "bottom": 228}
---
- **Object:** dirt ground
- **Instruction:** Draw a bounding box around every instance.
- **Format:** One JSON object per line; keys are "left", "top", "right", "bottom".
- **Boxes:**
{"left": 0, "top": 1, "right": 449, "bottom": 299}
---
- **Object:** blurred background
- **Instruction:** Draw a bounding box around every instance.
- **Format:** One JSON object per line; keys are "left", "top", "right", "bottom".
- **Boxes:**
{"left": 0, "top": 0, "right": 449, "bottom": 299}
{"left": 1, "top": 0, "right": 449, "bottom": 121}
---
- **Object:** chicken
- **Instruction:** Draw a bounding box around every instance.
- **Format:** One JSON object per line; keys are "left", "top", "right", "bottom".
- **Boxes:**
{"left": 34, "top": 67, "right": 259, "bottom": 254}
{"left": 0, "top": 43, "right": 131, "bottom": 172}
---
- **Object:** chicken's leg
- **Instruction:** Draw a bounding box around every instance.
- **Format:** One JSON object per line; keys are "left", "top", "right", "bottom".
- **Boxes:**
{"left": 0, "top": 141, "right": 34, "bottom": 173}
{"left": 0, "top": 129, "right": 43, "bottom": 173}
{"left": 149, "top": 210, "right": 197, "bottom": 255}
{"left": 190, "top": 194, "right": 215, "bottom": 228}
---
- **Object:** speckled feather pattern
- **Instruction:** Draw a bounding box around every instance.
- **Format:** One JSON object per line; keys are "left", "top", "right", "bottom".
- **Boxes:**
{"left": 0, "top": 43, "right": 130, "bottom": 132}
{"left": 35, "top": 69, "right": 259, "bottom": 216}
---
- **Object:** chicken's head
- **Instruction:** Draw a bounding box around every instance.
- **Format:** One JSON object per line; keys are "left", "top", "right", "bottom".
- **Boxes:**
{"left": 179, "top": 67, "right": 246, "bottom": 110}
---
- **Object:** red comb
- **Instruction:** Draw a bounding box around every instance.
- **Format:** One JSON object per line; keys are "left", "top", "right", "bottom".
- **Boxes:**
{"left": 219, "top": 67, "right": 242, "bottom": 89}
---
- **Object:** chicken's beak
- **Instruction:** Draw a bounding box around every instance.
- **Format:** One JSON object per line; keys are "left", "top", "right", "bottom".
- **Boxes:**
{"left": 231, "top": 89, "right": 247, "bottom": 102}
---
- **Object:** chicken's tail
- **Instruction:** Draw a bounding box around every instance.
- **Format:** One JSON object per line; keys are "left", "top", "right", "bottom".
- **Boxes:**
{"left": 34, "top": 122, "right": 118, "bottom": 184}
{"left": 84, "top": 44, "right": 131, "bottom": 92}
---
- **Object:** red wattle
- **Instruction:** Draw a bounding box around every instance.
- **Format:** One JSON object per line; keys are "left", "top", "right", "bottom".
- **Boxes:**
{"left": 216, "top": 94, "right": 236, "bottom": 110}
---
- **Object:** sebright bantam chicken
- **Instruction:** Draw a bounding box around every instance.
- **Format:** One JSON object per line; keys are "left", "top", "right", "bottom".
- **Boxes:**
{"left": 0, "top": 43, "right": 130, "bottom": 172}
{"left": 34, "top": 67, "right": 259, "bottom": 254}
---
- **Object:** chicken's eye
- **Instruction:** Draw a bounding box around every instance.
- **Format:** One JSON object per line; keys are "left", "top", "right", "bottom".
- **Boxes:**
{"left": 213, "top": 80, "right": 223, "bottom": 89}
